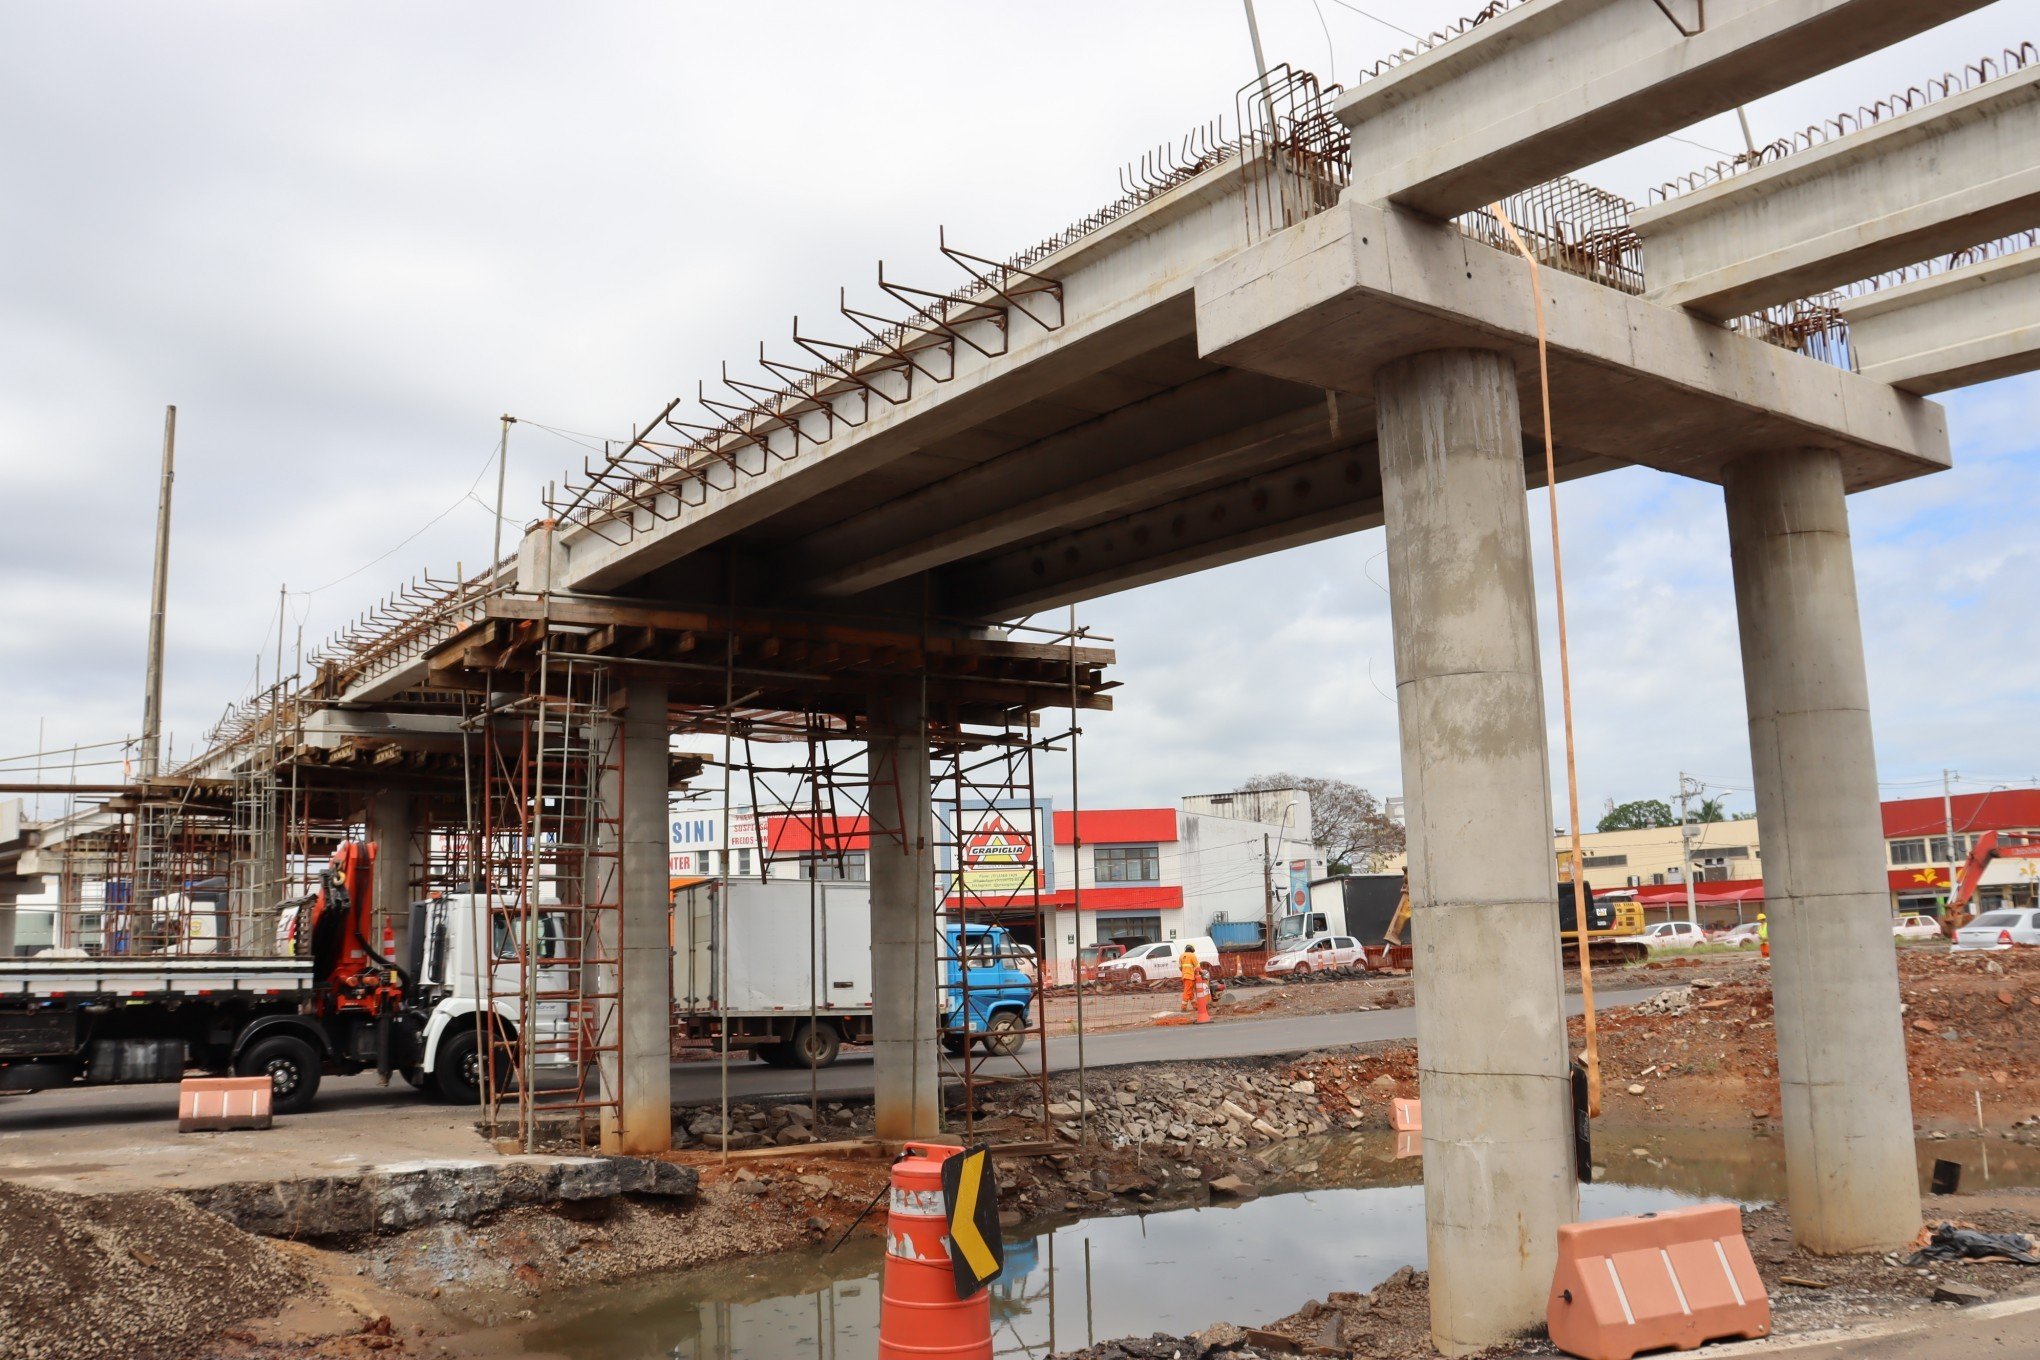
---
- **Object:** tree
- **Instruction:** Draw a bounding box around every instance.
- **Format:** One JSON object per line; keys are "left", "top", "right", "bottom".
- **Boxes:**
{"left": 1597, "top": 798, "right": 1676, "bottom": 833}
{"left": 1241, "top": 773, "right": 1405, "bottom": 873}
{"left": 1691, "top": 795, "right": 1729, "bottom": 824}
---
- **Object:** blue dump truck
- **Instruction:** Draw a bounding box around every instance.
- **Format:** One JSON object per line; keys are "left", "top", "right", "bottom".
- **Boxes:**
{"left": 939, "top": 921, "right": 1036, "bottom": 1057}
{"left": 673, "top": 880, "right": 1035, "bottom": 1066}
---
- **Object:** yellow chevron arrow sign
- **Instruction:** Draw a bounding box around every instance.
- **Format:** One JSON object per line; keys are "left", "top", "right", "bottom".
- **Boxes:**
{"left": 940, "top": 1144, "right": 1004, "bottom": 1296}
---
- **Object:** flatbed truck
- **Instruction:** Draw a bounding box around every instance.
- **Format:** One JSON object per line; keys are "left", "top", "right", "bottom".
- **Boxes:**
{"left": 0, "top": 842, "right": 565, "bottom": 1112}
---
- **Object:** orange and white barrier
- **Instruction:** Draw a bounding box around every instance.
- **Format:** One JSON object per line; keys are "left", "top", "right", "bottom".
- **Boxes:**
{"left": 177, "top": 1076, "right": 273, "bottom": 1132}
{"left": 1546, "top": 1202, "right": 1769, "bottom": 1360}
{"left": 879, "top": 1143, "right": 993, "bottom": 1360}
{"left": 1391, "top": 1097, "right": 1422, "bottom": 1131}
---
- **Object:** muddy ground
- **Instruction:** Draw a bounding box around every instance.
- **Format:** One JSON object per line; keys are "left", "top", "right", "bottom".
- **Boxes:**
{"left": 1567, "top": 946, "right": 2040, "bottom": 1131}
{"left": 1051, "top": 1193, "right": 2040, "bottom": 1359}
{"left": 9, "top": 944, "right": 2040, "bottom": 1359}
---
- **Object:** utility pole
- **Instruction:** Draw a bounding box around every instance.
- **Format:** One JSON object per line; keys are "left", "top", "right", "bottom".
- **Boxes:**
{"left": 1262, "top": 832, "right": 1275, "bottom": 954}
{"left": 492, "top": 414, "right": 516, "bottom": 580}
{"left": 1942, "top": 769, "right": 1959, "bottom": 916}
{"left": 139, "top": 405, "right": 176, "bottom": 781}
{"left": 1677, "top": 772, "right": 1701, "bottom": 928}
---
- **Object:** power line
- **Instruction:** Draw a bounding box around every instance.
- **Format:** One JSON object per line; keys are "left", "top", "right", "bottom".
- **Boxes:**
{"left": 1322, "top": 0, "right": 1420, "bottom": 41}
{"left": 297, "top": 437, "right": 503, "bottom": 596}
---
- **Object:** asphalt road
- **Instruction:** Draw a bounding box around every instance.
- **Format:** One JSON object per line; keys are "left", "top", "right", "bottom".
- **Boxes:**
{"left": 0, "top": 987, "right": 1662, "bottom": 1128}
{"left": 666, "top": 985, "right": 1662, "bottom": 1104}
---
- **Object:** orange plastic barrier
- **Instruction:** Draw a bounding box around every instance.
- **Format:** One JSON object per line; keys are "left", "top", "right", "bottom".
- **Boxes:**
{"left": 177, "top": 1076, "right": 273, "bottom": 1132}
{"left": 1391, "top": 1097, "right": 1422, "bottom": 1131}
{"left": 1546, "top": 1202, "right": 1769, "bottom": 1360}
{"left": 879, "top": 1143, "right": 993, "bottom": 1360}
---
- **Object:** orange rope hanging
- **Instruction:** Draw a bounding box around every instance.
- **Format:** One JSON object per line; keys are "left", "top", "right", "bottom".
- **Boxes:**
{"left": 1489, "top": 201, "right": 1602, "bottom": 1120}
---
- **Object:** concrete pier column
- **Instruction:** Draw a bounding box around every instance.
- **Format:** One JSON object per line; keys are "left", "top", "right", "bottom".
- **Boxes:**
{"left": 1724, "top": 450, "right": 1920, "bottom": 1253}
{"left": 366, "top": 791, "right": 417, "bottom": 962}
{"left": 0, "top": 892, "right": 16, "bottom": 957}
{"left": 597, "top": 681, "right": 674, "bottom": 1155}
{"left": 1375, "top": 348, "right": 1576, "bottom": 1353}
{"left": 867, "top": 693, "right": 940, "bottom": 1142}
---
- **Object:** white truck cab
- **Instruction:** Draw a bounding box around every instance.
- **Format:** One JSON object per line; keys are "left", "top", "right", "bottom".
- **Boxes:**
{"left": 405, "top": 893, "right": 575, "bottom": 1102}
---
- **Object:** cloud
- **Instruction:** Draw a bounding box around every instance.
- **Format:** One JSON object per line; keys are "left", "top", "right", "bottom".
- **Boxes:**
{"left": 1, "top": 0, "right": 2034, "bottom": 828}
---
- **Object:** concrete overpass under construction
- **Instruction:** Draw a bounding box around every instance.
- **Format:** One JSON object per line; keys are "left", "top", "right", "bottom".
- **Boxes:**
{"left": 13, "top": 2, "right": 2040, "bottom": 1350}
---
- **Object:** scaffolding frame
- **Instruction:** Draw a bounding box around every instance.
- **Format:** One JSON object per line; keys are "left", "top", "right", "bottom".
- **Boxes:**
{"left": 474, "top": 650, "right": 624, "bottom": 1150}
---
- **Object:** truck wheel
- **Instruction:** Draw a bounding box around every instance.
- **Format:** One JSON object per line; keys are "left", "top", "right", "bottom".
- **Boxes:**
{"left": 980, "top": 1011, "right": 1025, "bottom": 1057}
{"left": 941, "top": 1034, "right": 969, "bottom": 1057}
{"left": 237, "top": 1034, "right": 322, "bottom": 1115}
{"left": 433, "top": 1029, "right": 491, "bottom": 1105}
{"left": 786, "top": 1020, "right": 841, "bottom": 1069}
{"left": 1127, "top": 967, "right": 1147, "bottom": 986}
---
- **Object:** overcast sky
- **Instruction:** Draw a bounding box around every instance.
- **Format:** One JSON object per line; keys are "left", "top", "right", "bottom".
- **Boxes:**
{"left": 2, "top": 1, "right": 2035, "bottom": 826}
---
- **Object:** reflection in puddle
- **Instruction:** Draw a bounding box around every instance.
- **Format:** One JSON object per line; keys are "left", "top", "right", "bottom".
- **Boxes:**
{"left": 520, "top": 1128, "right": 2040, "bottom": 1359}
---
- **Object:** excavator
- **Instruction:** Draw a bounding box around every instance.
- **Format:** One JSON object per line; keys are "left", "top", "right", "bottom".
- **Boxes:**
{"left": 1946, "top": 830, "right": 2040, "bottom": 926}
{"left": 1382, "top": 851, "right": 1648, "bottom": 966}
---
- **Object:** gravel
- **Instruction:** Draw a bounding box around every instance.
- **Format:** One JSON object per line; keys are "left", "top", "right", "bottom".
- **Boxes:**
{"left": 0, "top": 1179, "right": 305, "bottom": 1360}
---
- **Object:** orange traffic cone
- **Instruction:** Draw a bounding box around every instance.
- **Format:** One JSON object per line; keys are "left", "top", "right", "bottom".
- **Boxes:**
{"left": 1193, "top": 975, "right": 1211, "bottom": 1024}
{"left": 878, "top": 1143, "right": 993, "bottom": 1360}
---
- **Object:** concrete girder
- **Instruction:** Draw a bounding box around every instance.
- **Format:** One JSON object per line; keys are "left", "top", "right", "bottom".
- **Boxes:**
{"left": 1194, "top": 195, "right": 1949, "bottom": 490}
{"left": 1336, "top": 0, "right": 1992, "bottom": 220}
{"left": 946, "top": 433, "right": 1622, "bottom": 619}
{"left": 1839, "top": 245, "right": 2040, "bottom": 394}
{"left": 795, "top": 371, "right": 1355, "bottom": 597}
{"left": 1634, "top": 64, "right": 2040, "bottom": 319}
{"left": 550, "top": 160, "right": 1262, "bottom": 596}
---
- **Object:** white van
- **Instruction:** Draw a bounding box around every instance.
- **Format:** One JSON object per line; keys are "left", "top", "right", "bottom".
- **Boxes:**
{"left": 1094, "top": 937, "right": 1221, "bottom": 987}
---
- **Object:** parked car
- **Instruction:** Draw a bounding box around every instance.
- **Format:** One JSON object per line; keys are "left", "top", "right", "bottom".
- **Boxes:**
{"left": 1265, "top": 934, "right": 1367, "bottom": 975}
{"left": 1633, "top": 920, "right": 1710, "bottom": 950}
{"left": 1077, "top": 942, "right": 1125, "bottom": 982}
{"left": 1952, "top": 909, "right": 2040, "bottom": 952}
{"left": 1892, "top": 913, "right": 1943, "bottom": 941}
{"left": 1720, "top": 922, "right": 1762, "bottom": 949}
{"left": 1094, "top": 937, "right": 1221, "bottom": 987}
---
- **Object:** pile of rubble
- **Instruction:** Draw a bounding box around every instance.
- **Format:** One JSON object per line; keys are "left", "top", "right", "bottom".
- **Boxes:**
{"left": 1001, "top": 1059, "right": 1391, "bottom": 1153}
{"left": 676, "top": 1099, "right": 875, "bottom": 1151}
{"left": 1049, "top": 1267, "right": 1439, "bottom": 1359}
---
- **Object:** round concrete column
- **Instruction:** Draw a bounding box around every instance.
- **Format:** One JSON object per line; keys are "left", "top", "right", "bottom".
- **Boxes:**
{"left": 1724, "top": 449, "right": 1920, "bottom": 1253}
{"left": 868, "top": 693, "right": 940, "bottom": 1142}
{"left": 596, "top": 681, "right": 675, "bottom": 1156}
{"left": 1376, "top": 348, "right": 1576, "bottom": 1353}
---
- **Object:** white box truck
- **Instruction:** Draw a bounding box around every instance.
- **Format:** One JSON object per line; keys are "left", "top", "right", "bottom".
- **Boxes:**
{"left": 674, "top": 879, "right": 874, "bottom": 1068}
{"left": 673, "top": 878, "right": 1038, "bottom": 1068}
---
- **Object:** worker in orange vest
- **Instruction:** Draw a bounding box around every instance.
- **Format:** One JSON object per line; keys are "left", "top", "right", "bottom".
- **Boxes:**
{"left": 1758, "top": 913, "right": 1769, "bottom": 959}
{"left": 1179, "top": 944, "right": 1201, "bottom": 1011}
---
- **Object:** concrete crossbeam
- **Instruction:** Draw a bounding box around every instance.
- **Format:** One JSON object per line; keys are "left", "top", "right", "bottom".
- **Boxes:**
{"left": 1635, "top": 64, "right": 2040, "bottom": 319}
{"left": 1194, "top": 195, "right": 1948, "bottom": 488}
{"left": 1840, "top": 245, "right": 2040, "bottom": 394}
{"left": 1336, "top": 0, "right": 1991, "bottom": 220}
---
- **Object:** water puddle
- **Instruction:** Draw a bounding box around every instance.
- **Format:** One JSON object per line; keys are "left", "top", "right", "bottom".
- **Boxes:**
{"left": 519, "top": 1128, "right": 2040, "bottom": 1359}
